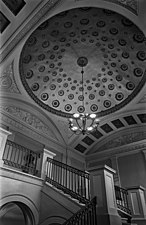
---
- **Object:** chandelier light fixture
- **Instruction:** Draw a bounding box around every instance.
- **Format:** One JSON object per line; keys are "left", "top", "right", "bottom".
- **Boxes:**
{"left": 69, "top": 57, "right": 100, "bottom": 135}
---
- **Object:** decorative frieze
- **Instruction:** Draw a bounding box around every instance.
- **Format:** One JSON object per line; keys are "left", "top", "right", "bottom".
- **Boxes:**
{"left": 0, "top": 61, "right": 20, "bottom": 94}
{"left": 103, "top": 0, "right": 138, "bottom": 15}
{"left": 0, "top": 105, "right": 57, "bottom": 139}
{"left": 97, "top": 130, "right": 146, "bottom": 152}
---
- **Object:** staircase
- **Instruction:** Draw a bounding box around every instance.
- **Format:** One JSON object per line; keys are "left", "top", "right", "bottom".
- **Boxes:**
{"left": 1, "top": 140, "right": 133, "bottom": 225}
{"left": 45, "top": 157, "right": 132, "bottom": 225}
{"left": 45, "top": 157, "right": 97, "bottom": 224}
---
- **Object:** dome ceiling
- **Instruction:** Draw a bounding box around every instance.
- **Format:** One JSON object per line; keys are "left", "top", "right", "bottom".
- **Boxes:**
{"left": 19, "top": 7, "right": 146, "bottom": 118}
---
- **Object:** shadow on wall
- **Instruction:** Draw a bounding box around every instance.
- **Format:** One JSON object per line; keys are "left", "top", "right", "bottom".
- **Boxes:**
{"left": 0, "top": 202, "right": 34, "bottom": 225}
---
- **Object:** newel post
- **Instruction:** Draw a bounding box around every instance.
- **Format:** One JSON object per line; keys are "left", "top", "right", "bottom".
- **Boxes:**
{"left": 127, "top": 186, "right": 146, "bottom": 224}
{"left": 41, "top": 148, "right": 56, "bottom": 180}
{"left": 0, "top": 127, "right": 12, "bottom": 167}
{"left": 88, "top": 164, "right": 122, "bottom": 225}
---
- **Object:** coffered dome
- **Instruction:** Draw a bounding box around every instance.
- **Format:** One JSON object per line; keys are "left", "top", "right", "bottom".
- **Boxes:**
{"left": 19, "top": 7, "right": 146, "bottom": 118}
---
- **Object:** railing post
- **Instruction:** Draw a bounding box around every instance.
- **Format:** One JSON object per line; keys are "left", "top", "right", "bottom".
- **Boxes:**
{"left": 41, "top": 148, "right": 56, "bottom": 180}
{"left": 88, "top": 164, "right": 122, "bottom": 225}
{"left": 127, "top": 186, "right": 146, "bottom": 224}
{"left": 0, "top": 127, "right": 12, "bottom": 167}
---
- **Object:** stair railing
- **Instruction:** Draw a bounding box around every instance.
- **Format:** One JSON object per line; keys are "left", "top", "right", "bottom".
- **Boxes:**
{"left": 62, "top": 197, "right": 97, "bottom": 225}
{"left": 2, "top": 140, "right": 40, "bottom": 177}
{"left": 115, "top": 185, "right": 131, "bottom": 215}
{"left": 46, "top": 157, "right": 90, "bottom": 204}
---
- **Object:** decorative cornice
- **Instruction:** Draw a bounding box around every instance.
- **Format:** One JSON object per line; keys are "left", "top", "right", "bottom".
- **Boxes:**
{"left": 0, "top": 105, "right": 57, "bottom": 140}
{"left": 103, "top": 0, "right": 138, "bottom": 15}
{"left": 87, "top": 140, "right": 146, "bottom": 168}
{"left": 97, "top": 130, "right": 146, "bottom": 151}
{"left": 0, "top": 0, "right": 62, "bottom": 64}
{"left": 0, "top": 61, "right": 20, "bottom": 94}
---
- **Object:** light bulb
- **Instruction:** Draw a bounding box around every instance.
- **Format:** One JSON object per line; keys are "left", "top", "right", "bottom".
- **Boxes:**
{"left": 73, "top": 113, "right": 80, "bottom": 118}
{"left": 95, "top": 118, "right": 100, "bottom": 122}
{"left": 89, "top": 114, "right": 96, "bottom": 119}
{"left": 71, "top": 126, "right": 78, "bottom": 131}
{"left": 87, "top": 126, "right": 93, "bottom": 131}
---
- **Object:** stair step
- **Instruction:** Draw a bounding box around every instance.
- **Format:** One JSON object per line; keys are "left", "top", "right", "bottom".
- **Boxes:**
{"left": 46, "top": 182, "right": 86, "bottom": 206}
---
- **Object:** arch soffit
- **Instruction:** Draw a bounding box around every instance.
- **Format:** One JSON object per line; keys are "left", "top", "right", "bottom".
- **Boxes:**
{"left": 0, "top": 194, "right": 39, "bottom": 225}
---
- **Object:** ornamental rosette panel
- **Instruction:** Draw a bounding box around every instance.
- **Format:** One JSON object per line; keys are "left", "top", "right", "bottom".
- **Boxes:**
{"left": 19, "top": 7, "right": 146, "bottom": 118}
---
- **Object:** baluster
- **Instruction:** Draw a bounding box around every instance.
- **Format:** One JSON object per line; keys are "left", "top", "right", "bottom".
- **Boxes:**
{"left": 78, "top": 173, "right": 80, "bottom": 196}
{"left": 80, "top": 174, "right": 83, "bottom": 196}
{"left": 9, "top": 143, "right": 14, "bottom": 165}
{"left": 57, "top": 163, "right": 59, "bottom": 184}
{"left": 17, "top": 147, "right": 21, "bottom": 168}
{"left": 46, "top": 158, "right": 49, "bottom": 179}
{"left": 125, "top": 191, "right": 129, "bottom": 210}
{"left": 65, "top": 166, "right": 68, "bottom": 189}
{"left": 33, "top": 153, "right": 37, "bottom": 175}
{"left": 4, "top": 142, "right": 10, "bottom": 162}
{"left": 60, "top": 164, "right": 62, "bottom": 185}
{"left": 87, "top": 175, "right": 90, "bottom": 200}
{"left": 20, "top": 147, "right": 24, "bottom": 170}
{"left": 54, "top": 162, "right": 56, "bottom": 182}
{"left": 13, "top": 145, "right": 17, "bottom": 166}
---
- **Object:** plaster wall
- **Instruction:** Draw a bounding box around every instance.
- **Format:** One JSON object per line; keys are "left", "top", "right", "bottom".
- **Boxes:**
{"left": 0, "top": 167, "right": 43, "bottom": 224}
{"left": 118, "top": 152, "right": 146, "bottom": 195}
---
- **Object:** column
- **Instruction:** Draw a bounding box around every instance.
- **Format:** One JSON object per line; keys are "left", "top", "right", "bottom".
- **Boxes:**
{"left": 88, "top": 164, "right": 122, "bottom": 225}
{"left": 127, "top": 186, "right": 146, "bottom": 224}
{"left": 0, "top": 127, "right": 12, "bottom": 167}
{"left": 41, "top": 148, "right": 56, "bottom": 180}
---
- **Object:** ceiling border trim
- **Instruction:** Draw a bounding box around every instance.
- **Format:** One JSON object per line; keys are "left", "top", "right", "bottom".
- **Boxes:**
{"left": 86, "top": 140, "right": 146, "bottom": 168}
{"left": 0, "top": 0, "right": 62, "bottom": 64}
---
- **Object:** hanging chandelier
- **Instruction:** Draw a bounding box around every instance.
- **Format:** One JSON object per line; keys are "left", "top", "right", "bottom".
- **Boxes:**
{"left": 68, "top": 56, "right": 100, "bottom": 135}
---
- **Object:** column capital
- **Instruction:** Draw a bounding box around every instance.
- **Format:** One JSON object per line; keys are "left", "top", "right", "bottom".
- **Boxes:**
{"left": 127, "top": 185, "right": 145, "bottom": 191}
{"left": 88, "top": 164, "right": 116, "bottom": 174}
{"left": 43, "top": 148, "right": 56, "bottom": 158}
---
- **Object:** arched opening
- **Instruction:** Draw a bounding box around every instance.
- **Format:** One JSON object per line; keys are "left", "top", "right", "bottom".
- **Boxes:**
{"left": 0, "top": 201, "right": 34, "bottom": 225}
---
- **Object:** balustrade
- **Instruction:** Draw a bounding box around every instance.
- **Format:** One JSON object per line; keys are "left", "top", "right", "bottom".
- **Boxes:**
{"left": 2, "top": 140, "right": 40, "bottom": 177}
{"left": 46, "top": 157, "right": 90, "bottom": 204}
{"left": 63, "top": 197, "right": 97, "bottom": 225}
{"left": 115, "top": 185, "right": 131, "bottom": 215}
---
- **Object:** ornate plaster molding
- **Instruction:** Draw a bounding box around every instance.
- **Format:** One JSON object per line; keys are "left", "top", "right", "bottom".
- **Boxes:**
{"left": 0, "top": 61, "right": 20, "bottom": 94}
{"left": 96, "top": 130, "right": 146, "bottom": 152}
{"left": 57, "top": 120, "right": 73, "bottom": 139}
{"left": 0, "top": 0, "right": 62, "bottom": 64}
{"left": 0, "top": 105, "right": 57, "bottom": 140}
{"left": 103, "top": 0, "right": 138, "bottom": 15}
{"left": 138, "top": 94, "right": 146, "bottom": 103}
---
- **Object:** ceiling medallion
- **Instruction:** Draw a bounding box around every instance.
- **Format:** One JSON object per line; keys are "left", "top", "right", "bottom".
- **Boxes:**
{"left": 69, "top": 56, "right": 99, "bottom": 135}
{"left": 19, "top": 7, "right": 146, "bottom": 119}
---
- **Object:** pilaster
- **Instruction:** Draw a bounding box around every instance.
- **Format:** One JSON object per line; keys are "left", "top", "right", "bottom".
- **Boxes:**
{"left": 88, "top": 164, "right": 122, "bottom": 225}
{"left": 127, "top": 186, "right": 146, "bottom": 225}
{"left": 41, "top": 148, "right": 56, "bottom": 180}
{"left": 0, "top": 127, "right": 12, "bottom": 167}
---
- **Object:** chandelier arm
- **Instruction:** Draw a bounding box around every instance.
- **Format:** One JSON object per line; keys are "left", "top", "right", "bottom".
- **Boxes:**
{"left": 76, "top": 118, "right": 83, "bottom": 131}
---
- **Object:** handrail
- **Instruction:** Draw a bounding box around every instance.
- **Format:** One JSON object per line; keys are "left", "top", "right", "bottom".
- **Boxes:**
{"left": 46, "top": 157, "right": 90, "bottom": 204}
{"left": 62, "top": 197, "right": 97, "bottom": 225}
{"left": 115, "top": 185, "right": 131, "bottom": 215}
{"left": 2, "top": 140, "right": 40, "bottom": 177}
